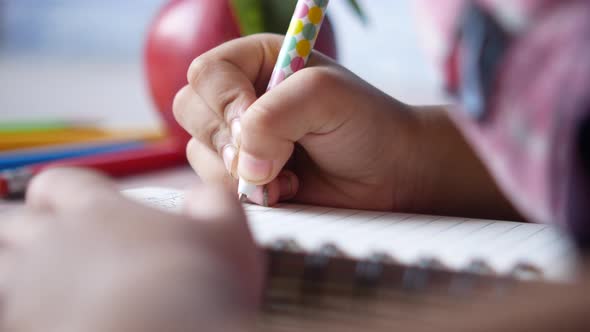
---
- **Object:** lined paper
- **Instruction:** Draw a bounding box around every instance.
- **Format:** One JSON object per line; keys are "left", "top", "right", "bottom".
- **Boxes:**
{"left": 124, "top": 187, "right": 577, "bottom": 281}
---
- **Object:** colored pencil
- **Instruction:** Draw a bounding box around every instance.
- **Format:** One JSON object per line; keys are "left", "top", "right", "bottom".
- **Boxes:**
{"left": 0, "top": 119, "right": 99, "bottom": 134}
{"left": 0, "top": 141, "right": 186, "bottom": 198}
{"left": 0, "top": 141, "right": 146, "bottom": 171}
{"left": 0, "top": 128, "right": 165, "bottom": 151}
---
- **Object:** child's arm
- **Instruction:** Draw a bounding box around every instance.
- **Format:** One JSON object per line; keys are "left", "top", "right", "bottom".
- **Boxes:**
{"left": 174, "top": 34, "right": 519, "bottom": 220}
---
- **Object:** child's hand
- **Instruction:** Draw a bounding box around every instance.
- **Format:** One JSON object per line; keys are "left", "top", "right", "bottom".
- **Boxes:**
{"left": 174, "top": 34, "right": 519, "bottom": 219}
{"left": 0, "top": 169, "right": 262, "bottom": 332}
{"left": 174, "top": 34, "right": 415, "bottom": 211}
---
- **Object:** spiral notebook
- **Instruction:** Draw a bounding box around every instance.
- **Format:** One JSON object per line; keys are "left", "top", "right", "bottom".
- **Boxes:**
{"left": 124, "top": 187, "right": 577, "bottom": 282}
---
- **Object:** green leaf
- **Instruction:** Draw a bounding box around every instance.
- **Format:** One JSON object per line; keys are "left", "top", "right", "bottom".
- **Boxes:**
{"left": 260, "top": 0, "right": 298, "bottom": 34}
{"left": 230, "top": 0, "right": 266, "bottom": 35}
{"left": 231, "top": 0, "right": 367, "bottom": 36}
{"left": 346, "top": 0, "right": 368, "bottom": 24}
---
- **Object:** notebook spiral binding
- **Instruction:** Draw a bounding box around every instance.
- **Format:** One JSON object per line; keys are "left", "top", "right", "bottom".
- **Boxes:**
{"left": 262, "top": 238, "right": 546, "bottom": 309}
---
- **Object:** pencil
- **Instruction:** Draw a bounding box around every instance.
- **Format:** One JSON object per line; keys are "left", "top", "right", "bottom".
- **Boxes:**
{"left": 237, "top": 0, "right": 331, "bottom": 201}
{"left": 0, "top": 128, "right": 165, "bottom": 151}
{"left": 0, "top": 119, "right": 99, "bottom": 134}
{"left": 0, "top": 141, "right": 147, "bottom": 171}
{"left": 0, "top": 141, "right": 186, "bottom": 199}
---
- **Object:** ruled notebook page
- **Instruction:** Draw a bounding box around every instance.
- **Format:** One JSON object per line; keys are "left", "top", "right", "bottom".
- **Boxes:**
{"left": 124, "top": 187, "right": 577, "bottom": 281}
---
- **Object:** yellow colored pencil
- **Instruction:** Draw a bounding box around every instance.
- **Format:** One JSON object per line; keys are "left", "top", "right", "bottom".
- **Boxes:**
{"left": 0, "top": 128, "right": 166, "bottom": 151}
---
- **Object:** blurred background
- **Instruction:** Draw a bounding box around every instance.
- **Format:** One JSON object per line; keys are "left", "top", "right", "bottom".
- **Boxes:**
{"left": 0, "top": 0, "right": 446, "bottom": 130}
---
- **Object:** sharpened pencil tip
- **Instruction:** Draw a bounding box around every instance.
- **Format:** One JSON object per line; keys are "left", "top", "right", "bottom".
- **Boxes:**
{"left": 239, "top": 193, "right": 248, "bottom": 202}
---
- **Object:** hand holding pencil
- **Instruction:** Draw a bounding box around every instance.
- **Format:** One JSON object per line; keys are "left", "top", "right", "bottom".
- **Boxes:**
{"left": 174, "top": 2, "right": 518, "bottom": 219}
{"left": 237, "top": 0, "right": 331, "bottom": 203}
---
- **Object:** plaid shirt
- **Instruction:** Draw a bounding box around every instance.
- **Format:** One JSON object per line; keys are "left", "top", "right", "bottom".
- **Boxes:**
{"left": 419, "top": 0, "right": 590, "bottom": 245}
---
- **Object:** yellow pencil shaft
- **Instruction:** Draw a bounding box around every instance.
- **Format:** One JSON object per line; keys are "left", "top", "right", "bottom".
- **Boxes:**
{"left": 0, "top": 129, "right": 165, "bottom": 151}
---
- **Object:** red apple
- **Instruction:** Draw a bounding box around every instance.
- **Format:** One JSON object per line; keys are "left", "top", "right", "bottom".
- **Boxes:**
{"left": 144, "top": 0, "right": 337, "bottom": 143}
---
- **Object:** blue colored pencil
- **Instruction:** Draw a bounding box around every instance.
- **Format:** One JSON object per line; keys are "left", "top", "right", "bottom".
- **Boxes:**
{"left": 0, "top": 141, "right": 146, "bottom": 171}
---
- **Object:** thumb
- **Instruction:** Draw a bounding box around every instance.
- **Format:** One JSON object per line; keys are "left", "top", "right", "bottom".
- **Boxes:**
{"left": 237, "top": 66, "right": 345, "bottom": 185}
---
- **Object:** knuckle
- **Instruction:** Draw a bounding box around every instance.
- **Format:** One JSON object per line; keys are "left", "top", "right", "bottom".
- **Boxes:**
{"left": 298, "top": 67, "right": 336, "bottom": 93}
{"left": 198, "top": 120, "right": 219, "bottom": 147}
{"left": 252, "top": 32, "right": 283, "bottom": 42}
{"left": 187, "top": 57, "right": 247, "bottom": 120}
{"left": 241, "top": 104, "right": 274, "bottom": 135}
{"left": 172, "top": 85, "right": 193, "bottom": 125}
{"left": 187, "top": 56, "right": 213, "bottom": 86}
{"left": 256, "top": 33, "right": 286, "bottom": 58}
{"left": 215, "top": 86, "right": 245, "bottom": 120}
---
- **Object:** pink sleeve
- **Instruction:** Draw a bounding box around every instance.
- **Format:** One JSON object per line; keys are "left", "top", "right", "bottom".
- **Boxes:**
{"left": 446, "top": 2, "right": 590, "bottom": 245}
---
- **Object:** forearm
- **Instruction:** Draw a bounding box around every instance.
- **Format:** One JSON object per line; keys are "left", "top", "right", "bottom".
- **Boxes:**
{"left": 409, "top": 105, "right": 522, "bottom": 221}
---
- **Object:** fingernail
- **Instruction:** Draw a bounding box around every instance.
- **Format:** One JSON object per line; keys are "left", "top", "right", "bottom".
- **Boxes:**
{"left": 238, "top": 151, "right": 273, "bottom": 183}
{"left": 222, "top": 144, "right": 238, "bottom": 177}
{"left": 231, "top": 119, "right": 241, "bottom": 146}
{"left": 278, "top": 173, "right": 293, "bottom": 198}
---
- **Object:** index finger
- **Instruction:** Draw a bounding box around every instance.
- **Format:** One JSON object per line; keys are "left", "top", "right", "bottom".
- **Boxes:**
{"left": 186, "top": 34, "right": 283, "bottom": 123}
